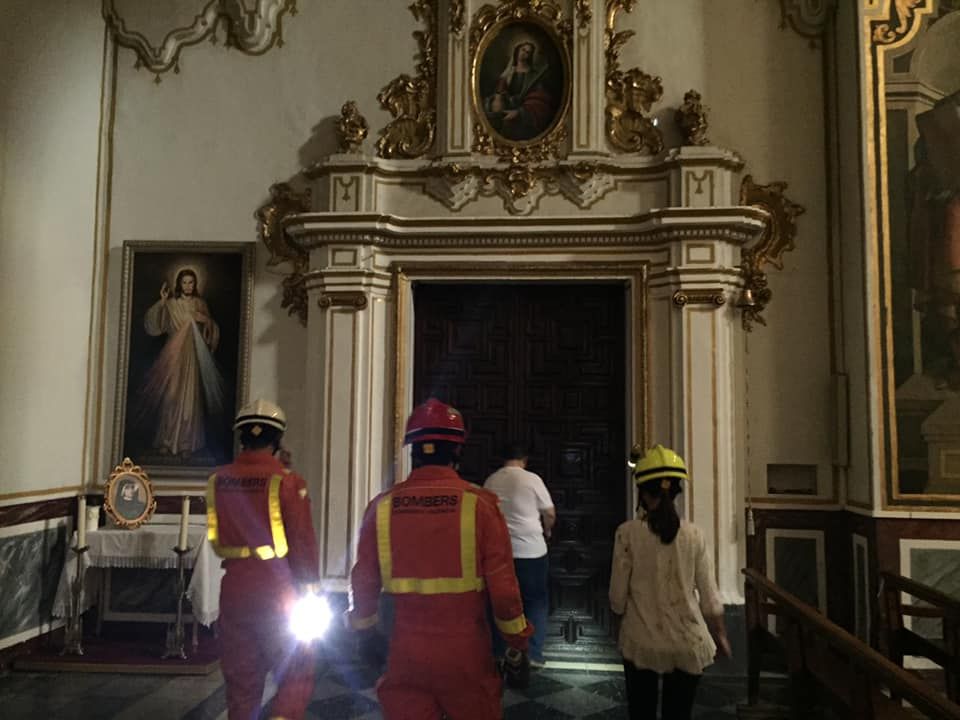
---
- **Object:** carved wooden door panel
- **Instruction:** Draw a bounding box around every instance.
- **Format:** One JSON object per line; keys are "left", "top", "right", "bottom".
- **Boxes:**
{"left": 413, "top": 283, "right": 627, "bottom": 654}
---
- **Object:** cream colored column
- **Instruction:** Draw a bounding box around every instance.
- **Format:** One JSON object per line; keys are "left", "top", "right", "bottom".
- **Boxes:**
{"left": 302, "top": 245, "right": 392, "bottom": 591}
{"left": 647, "top": 236, "right": 745, "bottom": 605}
{"left": 570, "top": 0, "right": 607, "bottom": 156}
{"left": 437, "top": 0, "right": 471, "bottom": 158}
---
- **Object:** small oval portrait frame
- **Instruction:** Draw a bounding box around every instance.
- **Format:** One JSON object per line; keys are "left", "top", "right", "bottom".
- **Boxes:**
{"left": 103, "top": 457, "right": 156, "bottom": 529}
{"left": 471, "top": 15, "right": 571, "bottom": 148}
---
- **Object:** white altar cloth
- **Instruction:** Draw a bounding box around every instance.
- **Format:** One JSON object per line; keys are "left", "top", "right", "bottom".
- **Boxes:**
{"left": 52, "top": 524, "right": 225, "bottom": 626}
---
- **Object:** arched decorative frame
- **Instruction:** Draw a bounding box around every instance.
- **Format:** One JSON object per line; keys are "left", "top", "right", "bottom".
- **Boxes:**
{"left": 863, "top": 0, "right": 960, "bottom": 508}
{"left": 470, "top": 1, "right": 573, "bottom": 159}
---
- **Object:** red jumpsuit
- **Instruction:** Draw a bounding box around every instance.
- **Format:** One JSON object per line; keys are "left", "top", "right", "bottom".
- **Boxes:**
{"left": 207, "top": 450, "right": 320, "bottom": 720}
{"left": 348, "top": 465, "right": 533, "bottom": 720}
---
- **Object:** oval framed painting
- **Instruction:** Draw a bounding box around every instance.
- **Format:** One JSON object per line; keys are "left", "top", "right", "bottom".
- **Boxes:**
{"left": 104, "top": 457, "right": 157, "bottom": 529}
{"left": 472, "top": 16, "right": 571, "bottom": 147}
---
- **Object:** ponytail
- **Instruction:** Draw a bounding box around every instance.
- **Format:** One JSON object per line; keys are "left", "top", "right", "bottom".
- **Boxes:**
{"left": 638, "top": 478, "right": 681, "bottom": 544}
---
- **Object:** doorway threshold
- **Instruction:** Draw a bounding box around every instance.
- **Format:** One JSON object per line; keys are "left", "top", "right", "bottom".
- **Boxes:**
{"left": 541, "top": 659, "right": 624, "bottom": 672}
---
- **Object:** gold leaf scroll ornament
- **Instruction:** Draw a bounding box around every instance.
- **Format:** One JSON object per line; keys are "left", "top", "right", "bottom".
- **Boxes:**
{"left": 255, "top": 182, "right": 312, "bottom": 326}
{"left": 738, "top": 175, "right": 805, "bottom": 331}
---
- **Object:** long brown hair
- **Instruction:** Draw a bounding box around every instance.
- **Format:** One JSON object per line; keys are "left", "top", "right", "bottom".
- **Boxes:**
{"left": 638, "top": 477, "right": 681, "bottom": 544}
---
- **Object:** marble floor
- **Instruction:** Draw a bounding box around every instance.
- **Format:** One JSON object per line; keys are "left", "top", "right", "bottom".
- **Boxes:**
{"left": 0, "top": 656, "right": 761, "bottom": 719}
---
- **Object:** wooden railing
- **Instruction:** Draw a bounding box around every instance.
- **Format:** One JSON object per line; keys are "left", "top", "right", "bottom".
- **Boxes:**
{"left": 744, "top": 568, "right": 960, "bottom": 719}
{"left": 879, "top": 571, "right": 960, "bottom": 703}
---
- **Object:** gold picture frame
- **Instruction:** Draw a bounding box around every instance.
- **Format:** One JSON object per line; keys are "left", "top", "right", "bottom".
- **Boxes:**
{"left": 470, "top": 2, "right": 572, "bottom": 157}
{"left": 111, "top": 241, "right": 254, "bottom": 480}
{"left": 103, "top": 457, "right": 157, "bottom": 529}
{"left": 863, "top": 1, "right": 960, "bottom": 507}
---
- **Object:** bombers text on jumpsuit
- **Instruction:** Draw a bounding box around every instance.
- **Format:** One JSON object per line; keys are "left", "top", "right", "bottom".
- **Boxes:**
{"left": 207, "top": 399, "right": 321, "bottom": 720}
{"left": 348, "top": 398, "right": 533, "bottom": 720}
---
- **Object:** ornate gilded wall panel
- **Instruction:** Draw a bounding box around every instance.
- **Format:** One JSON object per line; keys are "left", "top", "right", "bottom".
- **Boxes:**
{"left": 864, "top": 0, "right": 960, "bottom": 505}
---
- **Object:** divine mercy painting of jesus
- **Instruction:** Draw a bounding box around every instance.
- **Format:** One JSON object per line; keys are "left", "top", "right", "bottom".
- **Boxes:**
{"left": 112, "top": 242, "right": 253, "bottom": 477}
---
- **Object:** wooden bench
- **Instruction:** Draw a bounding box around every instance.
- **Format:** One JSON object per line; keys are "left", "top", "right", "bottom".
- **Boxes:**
{"left": 879, "top": 571, "right": 960, "bottom": 703}
{"left": 744, "top": 568, "right": 960, "bottom": 719}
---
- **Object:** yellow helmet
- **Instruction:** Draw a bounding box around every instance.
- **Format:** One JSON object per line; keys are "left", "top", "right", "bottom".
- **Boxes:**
{"left": 628, "top": 444, "right": 688, "bottom": 486}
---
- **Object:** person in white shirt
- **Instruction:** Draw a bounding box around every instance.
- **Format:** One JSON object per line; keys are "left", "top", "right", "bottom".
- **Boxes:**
{"left": 609, "top": 444, "right": 731, "bottom": 720}
{"left": 484, "top": 443, "right": 556, "bottom": 667}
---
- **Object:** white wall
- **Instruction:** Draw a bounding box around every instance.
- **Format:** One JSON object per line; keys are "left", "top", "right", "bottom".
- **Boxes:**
{"left": 0, "top": 1, "right": 836, "bottom": 505}
{"left": 0, "top": 0, "right": 105, "bottom": 500}
{"left": 97, "top": 0, "right": 417, "bottom": 482}
{"left": 620, "top": 1, "right": 834, "bottom": 501}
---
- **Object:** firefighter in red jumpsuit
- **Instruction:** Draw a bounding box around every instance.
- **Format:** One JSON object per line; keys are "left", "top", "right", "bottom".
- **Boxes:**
{"left": 348, "top": 398, "right": 533, "bottom": 720}
{"left": 207, "top": 399, "right": 320, "bottom": 720}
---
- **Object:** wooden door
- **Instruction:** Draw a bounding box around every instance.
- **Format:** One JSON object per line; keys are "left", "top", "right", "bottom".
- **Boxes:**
{"left": 413, "top": 283, "right": 627, "bottom": 655}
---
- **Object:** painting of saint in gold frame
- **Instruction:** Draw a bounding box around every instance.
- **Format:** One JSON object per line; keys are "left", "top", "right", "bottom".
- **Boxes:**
{"left": 472, "top": 17, "right": 570, "bottom": 146}
{"left": 103, "top": 458, "right": 156, "bottom": 529}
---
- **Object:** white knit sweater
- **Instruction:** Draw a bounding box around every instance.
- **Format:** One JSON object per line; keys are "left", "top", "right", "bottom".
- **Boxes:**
{"left": 609, "top": 519, "right": 724, "bottom": 674}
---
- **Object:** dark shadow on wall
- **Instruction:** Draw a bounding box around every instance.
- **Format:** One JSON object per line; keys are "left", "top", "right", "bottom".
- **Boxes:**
{"left": 299, "top": 115, "right": 343, "bottom": 171}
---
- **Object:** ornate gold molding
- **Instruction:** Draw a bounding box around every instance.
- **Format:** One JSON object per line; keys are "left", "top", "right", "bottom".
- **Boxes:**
{"left": 255, "top": 182, "right": 312, "bottom": 326}
{"left": 778, "top": 0, "right": 836, "bottom": 45}
{"left": 376, "top": 0, "right": 437, "bottom": 159}
{"left": 103, "top": 458, "right": 157, "bottom": 530}
{"left": 575, "top": 0, "right": 593, "bottom": 30}
{"left": 738, "top": 174, "right": 806, "bottom": 331}
{"left": 675, "top": 89, "right": 710, "bottom": 146}
{"left": 103, "top": 0, "right": 298, "bottom": 82}
{"left": 424, "top": 158, "right": 616, "bottom": 215}
{"left": 318, "top": 292, "right": 369, "bottom": 310}
{"left": 673, "top": 289, "right": 726, "bottom": 308}
{"left": 337, "top": 101, "right": 369, "bottom": 153}
{"left": 450, "top": 0, "right": 466, "bottom": 36}
{"left": 604, "top": 0, "right": 663, "bottom": 154}
{"left": 870, "top": 0, "right": 930, "bottom": 45}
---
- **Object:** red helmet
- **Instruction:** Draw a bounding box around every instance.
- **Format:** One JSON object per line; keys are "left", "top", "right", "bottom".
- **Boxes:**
{"left": 404, "top": 398, "right": 466, "bottom": 445}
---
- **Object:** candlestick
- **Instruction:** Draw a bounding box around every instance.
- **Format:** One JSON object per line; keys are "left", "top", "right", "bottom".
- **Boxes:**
{"left": 162, "top": 546, "right": 190, "bottom": 660}
{"left": 76, "top": 495, "right": 87, "bottom": 549}
{"left": 178, "top": 496, "right": 190, "bottom": 551}
{"left": 61, "top": 545, "right": 88, "bottom": 656}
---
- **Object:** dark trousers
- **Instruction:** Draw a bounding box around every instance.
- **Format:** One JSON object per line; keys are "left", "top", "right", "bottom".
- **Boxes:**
{"left": 491, "top": 554, "right": 549, "bottom": 662}
{"left": 623, "top": 660, "right": 700, "bottom": 720}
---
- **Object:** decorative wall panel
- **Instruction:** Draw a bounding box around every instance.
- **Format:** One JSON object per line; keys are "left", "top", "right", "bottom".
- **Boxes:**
{"left": 103, "top": 0, "right": 298, "bottom": 81}
{"left": 0, "top": 526, "right": 68, "bottom": 641}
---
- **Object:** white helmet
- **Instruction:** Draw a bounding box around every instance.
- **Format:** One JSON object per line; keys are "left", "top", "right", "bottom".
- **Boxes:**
{"left": 233, "top": 398, "right": 287, "bottom": 433}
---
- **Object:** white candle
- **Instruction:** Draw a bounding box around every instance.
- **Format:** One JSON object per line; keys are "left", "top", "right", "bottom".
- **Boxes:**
{"left": 77, "top": 495, "right": 87, "bottom": 548}
{"left": 178, "top": 495, "right": 191, "bottom": 551}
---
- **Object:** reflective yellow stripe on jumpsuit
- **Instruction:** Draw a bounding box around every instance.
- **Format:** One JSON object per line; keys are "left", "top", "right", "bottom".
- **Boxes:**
{"left": 207, "top": 472, "right": 289, "bottom": 559}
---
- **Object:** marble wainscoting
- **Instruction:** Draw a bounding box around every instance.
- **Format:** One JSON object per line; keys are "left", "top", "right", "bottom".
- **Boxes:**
{"left": 764, "top": 528, "right": 827, "bottom": 637}
{"left": 901, "top": 540, "right": 960, "bottom": 640}
{"left": 0, "top": 521, "right": 69, "bottom": 646}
